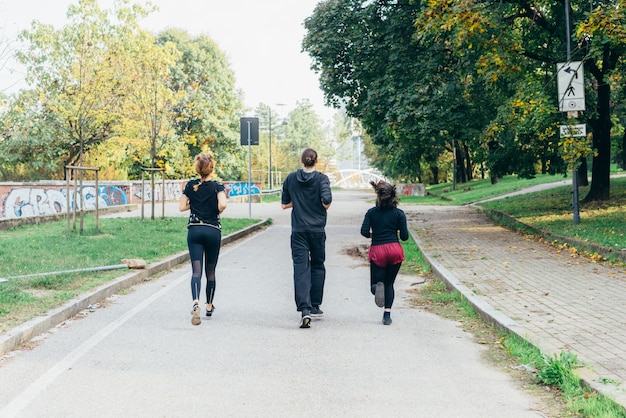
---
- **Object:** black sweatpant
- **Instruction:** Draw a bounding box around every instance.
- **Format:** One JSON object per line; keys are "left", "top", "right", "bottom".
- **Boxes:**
{"left": 290, "top": 231, "right": 326, "bottom": 312}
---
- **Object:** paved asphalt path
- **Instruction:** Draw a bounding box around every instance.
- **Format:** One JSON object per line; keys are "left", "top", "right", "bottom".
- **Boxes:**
{"left": 0, "top": 190, "right": 548, "bottom": 417}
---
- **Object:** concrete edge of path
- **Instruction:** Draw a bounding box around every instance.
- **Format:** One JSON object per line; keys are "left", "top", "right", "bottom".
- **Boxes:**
{"left": 0, "top": 219, "right": 271, "bottom": 358}
{"left": 409, "top": 229, "right": 626, "bottom": 412}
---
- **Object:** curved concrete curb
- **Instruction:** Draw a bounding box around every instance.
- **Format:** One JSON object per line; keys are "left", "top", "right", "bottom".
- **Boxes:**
{"left": 0, "top": 219, "right": 271, "bottom": 357}
{"left": 410, "top": 228, "right": 626, "bottom": 412}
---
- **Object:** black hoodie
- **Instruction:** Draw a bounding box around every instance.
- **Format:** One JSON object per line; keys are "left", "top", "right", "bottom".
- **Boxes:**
{"left": 281, "top": 169, "right": 332, "bottom": 232}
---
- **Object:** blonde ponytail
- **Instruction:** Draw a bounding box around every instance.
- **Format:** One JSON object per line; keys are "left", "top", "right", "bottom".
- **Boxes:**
{"left": 192, "top": 153, "right": 215, "bottom": 192}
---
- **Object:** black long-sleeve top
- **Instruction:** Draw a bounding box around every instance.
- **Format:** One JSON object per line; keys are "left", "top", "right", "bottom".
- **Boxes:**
{"left": 360, "top": 206, "right": 409, "bottom": 245}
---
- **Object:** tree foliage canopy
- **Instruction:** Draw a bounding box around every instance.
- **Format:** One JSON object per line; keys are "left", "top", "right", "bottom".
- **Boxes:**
{"left": 0, "top": 0, "right": 246, "bottom": 181}
{"left": 303, "top": 0, "right": 626, "bottom": 200}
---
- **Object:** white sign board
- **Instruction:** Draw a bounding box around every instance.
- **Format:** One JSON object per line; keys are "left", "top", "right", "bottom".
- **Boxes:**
{"left": 560, "top": 124, "right": 587, "bottom": 138}
{"left": 557, "top": 61, "right": 585, "bottom": 112}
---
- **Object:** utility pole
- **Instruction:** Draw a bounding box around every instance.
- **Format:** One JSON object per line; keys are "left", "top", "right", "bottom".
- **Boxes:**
{"left": 565, "top": 0, "right": 580, "bottom": 224}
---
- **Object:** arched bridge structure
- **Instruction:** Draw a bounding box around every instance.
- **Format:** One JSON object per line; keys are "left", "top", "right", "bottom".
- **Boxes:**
{"left": 328, "top": 169, "right": 387, "bottom": 188}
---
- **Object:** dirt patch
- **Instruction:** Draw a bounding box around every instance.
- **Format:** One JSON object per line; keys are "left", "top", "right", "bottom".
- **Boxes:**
{"left": 342, "top": 244, "right": 369, "bottom": 262}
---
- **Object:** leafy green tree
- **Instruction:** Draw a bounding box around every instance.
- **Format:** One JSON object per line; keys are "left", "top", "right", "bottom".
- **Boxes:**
{"left": 417, "top": 0, "right": 626, "bottom": 200}
{"left": 304, "top": 0, "right": 626, "bottom": 199}
{"left": 0, "top": 90, "right": 62, "bottom": 179}
{"left": 278, "top": 99, "right": 330, "bottom": 173}
{"left": 121, "top": 24, "right": 182, "bottom": 176}
{"left": 158, "top": 29, "right": 246, "bottom": 181}
{"left": 577, "top": 2, "right": 626, "bottom": 200}
{"left": 1, "top": 3, "right": 246, "bottom": 183}
{"left": 250, "top": 103, "right": 288, "bottom": 187}
{"left": 303, "top": 0, "right": 492, "bottom": 183}
{"left": 12, "top": 0, "right": 145, "bottom": 177}
{"left": 303, "top": 0, "right": 424, "bottom": 180}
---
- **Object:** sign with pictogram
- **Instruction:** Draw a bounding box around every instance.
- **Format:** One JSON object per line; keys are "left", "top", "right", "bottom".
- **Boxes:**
{"left": 557, "top": 61, "right": 585, "bottom": 112}
{"left": 559, "top": 124, "right": 586, "bottom": 138}
{"left": 240, "top": 117, "right": 259, "bottom": 146}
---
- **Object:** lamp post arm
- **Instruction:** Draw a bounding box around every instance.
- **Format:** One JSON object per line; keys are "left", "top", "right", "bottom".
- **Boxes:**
{"left": 269, "top": 108, "right": 273, "bottom": 189}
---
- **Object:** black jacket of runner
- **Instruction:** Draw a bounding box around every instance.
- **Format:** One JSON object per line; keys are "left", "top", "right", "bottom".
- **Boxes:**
{"left": 281, "top": 169, "right": 332, "bottom": 233}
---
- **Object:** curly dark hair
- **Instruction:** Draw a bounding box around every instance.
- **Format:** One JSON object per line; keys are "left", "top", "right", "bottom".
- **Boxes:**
{"left": 370, "top": 180, "right": 398, "bottom": 209}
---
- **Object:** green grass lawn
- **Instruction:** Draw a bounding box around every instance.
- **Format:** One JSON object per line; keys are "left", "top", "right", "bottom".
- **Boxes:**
{"left": 406, "top": 173, "right": 570, "bottom": 205}
{"left": 478, "top": 177, "right": 626, "bottom": 251}
{"left": 0, "top": 216, "right": 258, "bottom": 331}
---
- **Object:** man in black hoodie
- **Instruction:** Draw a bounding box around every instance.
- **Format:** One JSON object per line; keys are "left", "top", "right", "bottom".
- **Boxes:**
{"left": 281, "top": 148, "right": 332, "bottom": 328}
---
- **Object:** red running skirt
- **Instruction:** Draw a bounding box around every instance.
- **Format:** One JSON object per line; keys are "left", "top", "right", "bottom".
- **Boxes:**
{"left": 369, "top": 242, "right": 405, "bottom": 267}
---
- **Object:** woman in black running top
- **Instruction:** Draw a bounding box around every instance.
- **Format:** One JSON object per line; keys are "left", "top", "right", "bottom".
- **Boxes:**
{"left": 360, "top": 181, "right": 408, "bottom": 325}
{"left": 179, "top": 153, "right": 227, "bottom": 326}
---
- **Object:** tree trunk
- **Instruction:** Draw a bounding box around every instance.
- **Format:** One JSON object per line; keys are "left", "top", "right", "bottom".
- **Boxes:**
{"left": 456, "top": 146, "right": 467, "bottom": 183}
{"left": 622, "top": 129, "right": 626, "bottom": 170}
{"left": 585, "top": 77, "right": 611, "bottom": 201}
{"left": 463, "top": 144, "right": 473, "bottom": 181}
{"left": 430, "top": 164, "right": 439, "bottom": 184}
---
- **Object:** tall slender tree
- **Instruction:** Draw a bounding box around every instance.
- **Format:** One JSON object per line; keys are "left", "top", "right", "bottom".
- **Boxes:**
{"left": 159, "top": 29, "right": 246, "bottom": 181}
{"left": 14, "top": 0, "right": 146, "bottom": 176}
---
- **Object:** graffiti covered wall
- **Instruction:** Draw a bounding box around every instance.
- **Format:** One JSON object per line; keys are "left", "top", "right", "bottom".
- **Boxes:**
{"left": 1, "top": 185, "right": 131, "bottom": 219}
{"left": 397, "top": 183, "right": 426, "bottom": 197}
{"left": 0, "top": 181, "right": 262, "bottom": 220}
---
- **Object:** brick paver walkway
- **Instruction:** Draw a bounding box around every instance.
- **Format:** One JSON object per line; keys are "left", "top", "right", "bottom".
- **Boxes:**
{"left": 407, "top": 205, "right": 626, "bottom": 409}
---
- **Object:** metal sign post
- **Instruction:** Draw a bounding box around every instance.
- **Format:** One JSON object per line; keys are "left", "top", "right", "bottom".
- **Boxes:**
{"left": 558, "top": 0, "right": 585, "bottom": 225}
{"left": 240, "top": 117, "right": 259, "bottom": 219}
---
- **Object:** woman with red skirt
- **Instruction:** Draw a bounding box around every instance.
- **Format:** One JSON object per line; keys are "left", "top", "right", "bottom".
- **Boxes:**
{"left": 360, "top": 181, "right": 409, "bottom": 325}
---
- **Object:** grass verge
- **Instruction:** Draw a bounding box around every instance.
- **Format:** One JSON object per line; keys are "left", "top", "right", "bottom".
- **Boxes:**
{"left": 0, "top": 215, "right": 259, "bottom": 332}
{"left": 477, "top": 178, "right": 626, "bottom": 253}
{"left": 413, "top": 173, "right": 571, "bottom": 205}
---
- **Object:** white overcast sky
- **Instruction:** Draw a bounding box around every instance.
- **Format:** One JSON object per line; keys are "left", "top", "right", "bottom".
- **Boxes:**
{"left": 0, "top": 0, "right": 336, "bottom": 121}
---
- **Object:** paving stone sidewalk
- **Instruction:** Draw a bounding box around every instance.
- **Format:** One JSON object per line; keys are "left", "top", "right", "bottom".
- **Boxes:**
{"left": 406, "top": 205, "right": 626, "bottom": 410}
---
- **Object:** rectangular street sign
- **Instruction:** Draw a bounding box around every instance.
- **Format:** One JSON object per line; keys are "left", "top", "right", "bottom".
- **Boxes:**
{"left": 560, "top": 124, "right": 586, "bottom": 138}
{"left": 240, "top": 117, "right": 259, "bottom": 146}
{"left": 557, "top": 61, "right": 585, "bottom": 112}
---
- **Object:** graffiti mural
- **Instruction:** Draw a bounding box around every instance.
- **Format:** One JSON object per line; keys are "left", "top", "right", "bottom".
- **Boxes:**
{"left": 398, "top": 183, "right": 426, "bottom": 197}
{"left": 2, "top": 187, "right": 67, "bottom": 218}
{"left": 0, "top": 180, "right": 254, "bottom": 219}
{"left": 227, "top": 182, "right": 260, "bottom": 197}
{"left": 131, "top": 181, "right": 184, "bottom": 202}
{"left": 99, "top": 185, "right": 129, "bottom": 206}
{"left": 0, "top": 186, "right": 125, "bottom": 219}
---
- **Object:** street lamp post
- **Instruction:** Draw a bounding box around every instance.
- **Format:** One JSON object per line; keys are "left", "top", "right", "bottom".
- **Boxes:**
{"left": 269, "top": 108, "right": 273, "bottom": 190}
{"left": 268, "top": 104, "right": 286, "bottom": 190}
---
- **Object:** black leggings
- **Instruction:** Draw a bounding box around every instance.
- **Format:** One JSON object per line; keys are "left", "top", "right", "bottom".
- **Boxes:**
{"left": 187, "top": 226, "right": 221, "bottom": 303}
{"left": 370, "top": 261, "right": 402, "bottom": 309}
